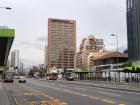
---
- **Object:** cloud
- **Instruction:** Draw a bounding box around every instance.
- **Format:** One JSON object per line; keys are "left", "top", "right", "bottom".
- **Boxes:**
{"left": 105, "top": 44, "right": 127, "bottom": 52}
{"left": 19, "top": 46, "right": 44, "bottom": 65}
{"left": 11, "top": 41, "right": 46, "bottom": 66}
{"left": 36, "top": 36, "right": 47, "bottom": 43}
{"left": 12, "top": 42, "right": 45, "bottom": 50}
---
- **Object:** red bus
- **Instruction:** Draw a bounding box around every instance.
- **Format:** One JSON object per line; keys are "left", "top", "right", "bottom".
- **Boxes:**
{"left": 47, "top": 72, "right": 58, "bottom": 80}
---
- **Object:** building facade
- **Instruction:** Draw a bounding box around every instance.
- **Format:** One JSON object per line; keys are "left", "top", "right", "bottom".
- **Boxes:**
{"left": 19, "top": 60, "right": 24, "bottom": 71}
{"left": 47, "top": 18, "right": 76, "bottom": 71}
{"left": 76, "top": 35, "right": 104, "bottom": 68}
{"left": 127, "top": 0, "right": 140, "bottom": 63}
{"left": 75, "top": 38, "right": 86, "bottom": 68}
{"left": 10, "top": 49, "right": 19, "bottom": 69}
{"left": 91, "top": 52, "right": 128, "bottom": 66}
{"left": 87, "top": 51, "right": 108, "bottom": 68}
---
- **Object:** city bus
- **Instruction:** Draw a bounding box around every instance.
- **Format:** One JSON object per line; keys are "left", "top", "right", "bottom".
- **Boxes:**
{"left": 47, "top": 72, "right": 58, "bottom": 80}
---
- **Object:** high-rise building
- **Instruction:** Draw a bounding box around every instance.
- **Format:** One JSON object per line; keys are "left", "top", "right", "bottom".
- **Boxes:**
{"left": 10, "top": 49, "right": 19, "bottom": 69}
{"left": 75, "top": 38, "right": 86, "bottom": 68}
{"left": 127, "top": 0, "right": 140, "bottom": 63}
{"left": 47, "top": 18, "right": 76, "bottom": 71}
{"left": 19, "top": 60, "right": 24, "bottom": 71}
{"left": 76, "top": 35, "right": 104, "bottom": 68}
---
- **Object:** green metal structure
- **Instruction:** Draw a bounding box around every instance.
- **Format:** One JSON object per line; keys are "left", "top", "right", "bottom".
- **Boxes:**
{"left": 0, "top": 28, "right": 15, "bottom": 73}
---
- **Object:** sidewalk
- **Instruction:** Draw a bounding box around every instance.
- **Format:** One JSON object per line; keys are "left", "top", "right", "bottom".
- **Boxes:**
{"left": 55, "top": 79, "right": 140, "bottom": 93}
{"left": 0, "top": 82, "right": 15, "bottom": 105}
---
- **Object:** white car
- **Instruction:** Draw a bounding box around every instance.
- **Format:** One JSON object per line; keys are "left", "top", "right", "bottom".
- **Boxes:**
{"left": 19, "top": 76, "right": 26, "bottom": 83}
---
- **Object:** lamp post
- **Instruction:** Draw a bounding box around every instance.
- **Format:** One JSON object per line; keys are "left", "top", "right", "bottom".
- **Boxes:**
{"left": 111, "top": 34, "right": 118, "bottom": 66}
{"left": 0, "top": 7, "right": 12, "bottom": 10}
{"left": 111, "top": 34, "right": 119, "bottom": 82}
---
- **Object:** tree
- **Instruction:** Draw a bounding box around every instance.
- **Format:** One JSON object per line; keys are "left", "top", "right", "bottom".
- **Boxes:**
{"left": 121, "top": 60, "right": 133, "bottom": 68}
{"left": 123, "top": 49, "right": 128, "bottom": 54}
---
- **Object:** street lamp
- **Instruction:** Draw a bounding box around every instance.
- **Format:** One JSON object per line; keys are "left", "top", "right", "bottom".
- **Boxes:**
{"left": 111, "top": 34, "right": 118, "bottom": 66}
{"left": 0, "top": 7, "right": 12, "bottom": 10}
{"left": 111, "top": 34, "right": 119, "bottom": 82}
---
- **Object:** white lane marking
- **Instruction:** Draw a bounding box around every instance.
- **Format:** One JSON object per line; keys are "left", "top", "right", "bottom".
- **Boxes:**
{"left": 74, "top": 87, "right": 86, "bottom": 91}
{"left": 31, "top": 79, "right": 140, "bottom": 95}
{"left": 101, "top": 88, "right": 140, "bottom": 95}
{"left": 30, "top": 80, "right": 86, "bottom": 91}
{"left": 98, "top": 91, "right": 121, "bottom": 97}
{"left": 60, "top": 85, "right": 86, "bottom": 91}
{"left": 101, "top": 99, "right": 116, "bottom": 104}
{"left": 60, "top": 82, "right": 140, "bottom": 95}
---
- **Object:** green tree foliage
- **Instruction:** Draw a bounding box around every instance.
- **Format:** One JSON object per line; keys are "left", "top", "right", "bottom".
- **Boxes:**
{"left": 123, "top": 49, "right": 128, "bottom": 54}
{"left": 121, "top": 60, "right": 133, "bottom": 68}
{"left": 122, "top": 61, "right": 140, "bottom": 73}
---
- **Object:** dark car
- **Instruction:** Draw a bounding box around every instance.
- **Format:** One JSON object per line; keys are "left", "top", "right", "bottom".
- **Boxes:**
{"left": 19, "top": 76, "right": 26, "bottom": 83}
{"left": 3, "top": 72, "right": 14, "bottom": 82}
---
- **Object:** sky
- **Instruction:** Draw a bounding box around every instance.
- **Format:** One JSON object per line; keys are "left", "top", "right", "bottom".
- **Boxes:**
{"left": 0, "top": 0, "right": 127, "bottom": 67}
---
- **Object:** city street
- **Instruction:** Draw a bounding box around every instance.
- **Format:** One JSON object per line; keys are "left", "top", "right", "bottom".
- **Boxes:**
{"left": 1, "top": 0, "right": 140, "bottom": 105}
{"left": 3, "top": 79, "right": 140, "bottom": 105}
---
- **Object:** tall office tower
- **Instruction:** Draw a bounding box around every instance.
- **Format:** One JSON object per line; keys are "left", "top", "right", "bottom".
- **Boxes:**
{"left": 48, "top": 18, "right": 76, "bottom": 71}
{"left": 127, "top": 0, "right": 140, "bottom": 63}
{"left": 10, "top": 49, "right": 19, "bottom": 68}
{"left": 19, "top": 60, "right": 24, "bottom": 71}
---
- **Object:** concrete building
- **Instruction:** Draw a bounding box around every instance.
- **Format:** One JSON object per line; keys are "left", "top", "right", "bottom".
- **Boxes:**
{"left": 76, "top": 35, "right": 104, "bottom": 68}
{"left": 75, "top": 51, "right": 82, "bottom": 68}
{"left": 87, "top": 51, "right": 108, "bottom": 68}
{"left": 47, "top": 18, "right": 76, "bottom": 71}
{"left": 10, "top": 49, "right": 19, "bottom": 69}
{"left": 32, "top": 66, "right": 39, "bottom": 72}
{"left": 75, "top": 38, "right": 86, "bottom": 68}
{"left": 127, "top": 0, "right": 140, "bottom": 63}
{"left": 91, "top": 52, "right": 128, "bottom": 66}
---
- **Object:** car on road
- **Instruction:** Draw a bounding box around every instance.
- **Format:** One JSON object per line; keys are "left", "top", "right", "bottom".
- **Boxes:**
{"left": 19, "top": 76, "right": 26, "bottom": 83}
{"left": 66, "top": 76, "right": 74, "bottom": 81}
{"left": 3, "top": 72, "right": 14, "bottom": 82}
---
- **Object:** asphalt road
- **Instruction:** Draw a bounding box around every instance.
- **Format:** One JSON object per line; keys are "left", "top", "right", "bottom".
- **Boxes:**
{"left": 4, "top": 79, "right": 140, "bottom": 105}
